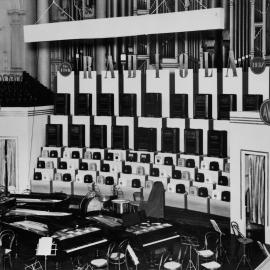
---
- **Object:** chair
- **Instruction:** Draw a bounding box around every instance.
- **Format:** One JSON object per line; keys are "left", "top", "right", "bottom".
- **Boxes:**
{"left": 108, "top": 239, "right": 129, "bottom": 270}
{"left": 0, "top": 230, "right": 15, "bottom": 270}
{"left": 130, "top": 188, "right": 144, "bottom": 212}
{"left": 90, "top": 243, "right": 113, "bottom": 270}
{"left": 196, "top": 232, "right": 219, "bottom": 269}
{"left": 24, "top": 259, "right": 43, "bottom": 270}
{"left": 158, "top": 249, "right": 182, "bottom": 270}
{"left": 231, "top": 221, "right": 253, "bottom": 270}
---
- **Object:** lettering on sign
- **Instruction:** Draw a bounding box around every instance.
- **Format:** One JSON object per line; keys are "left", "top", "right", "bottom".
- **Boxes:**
{"left": 260, "top": 99, "right": 270, "bottom": 125}
{"left": 250, "top": 57, "right": 266, "bottom": 75}
{"left": 59, "top": 62, "right": 72, "bottom": 77}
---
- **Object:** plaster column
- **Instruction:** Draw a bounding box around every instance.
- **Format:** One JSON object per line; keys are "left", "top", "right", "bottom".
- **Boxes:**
{"left": 112, "top": 0, "right": 118, "bottom": 63}
{"left": 95, "top": 0, "right": 107, "bottom": 74}
{"left": 250, "top": 0, "right": 255, "bottom": 58}
{"left": 37, "top": 0, "right": 50, "bottom": 88}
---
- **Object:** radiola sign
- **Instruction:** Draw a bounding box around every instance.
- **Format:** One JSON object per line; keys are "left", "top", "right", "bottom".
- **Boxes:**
{"left": 59, "top": 62, "right": 72, "bottom": 77}
{"left": 250, "top": 57, "right": 266, "bottom": 75}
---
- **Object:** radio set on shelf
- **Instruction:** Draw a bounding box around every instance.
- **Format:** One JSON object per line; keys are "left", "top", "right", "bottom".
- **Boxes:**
{"left": 63, "top": 173, "right": 72, "bottom": 182}
{"left": 101, "top": 164, "right": 110, "bottom": 172}
{"left": 119, "top": 94, "right": 137, "bottom": 117}
{"left": 79, "top": 162, "right": 88, "bottom": 170}
{"left": 195, "top": 173, "right": 205, "bottom": 182}
{"left": 68, "top": 125, "right": 85, "bottom": 148}
{"left": 140, "top": 153, "right": 151, "bottom": 163}
{"left": 184, "top": 129, "right": 203, "bottom": 155}
{"left": 50, "top": 150, "right": 59, "bottom": 158}
{"left": 97, "top": 94, "right": 114, "bottom": 116}
{"left": 127, "top": 152, "right": 138, "bottom": 162}
{"left": 221, "top": 191, "right": 230, "bottom": 202}
{"left": 58, "top": 161, "right": 67, "bottom": 170}
{"left": 33, "top": 172, "right": 42, "bottom": 180}
{"left": 71, "top": 151, "right": 80, "bottom": 159}
{"left": 46, "top": 124, "right": 63, "bottom": 147}
{"left": 75, "top": 93, "right": 92, "bottom": 115}
{"left": 243, "top": 94, "right": 263, "bottom": 111}
{"left": 144, "top": 93, "right": 162, "bottom": 117}
{"left": 209, "top": 161, "right": 220, "bottom": 171}
{"left": 218, "top": 175, "right": 229, "bottom": 186}
{"left": 198, "top": 187, "right": 208, "bottom": 197}
{"left": 161, "top": 128, "right": 179, "bottom": 153}
{"left": 150, "top": 168, "right": 159, "bottom": 177}
{"left": 176, "top": 184, "right": 186, "bottom": 194}
{"left": 84, "top": 174, "right": 93, "bottom": 183}
{"left": 54, "top": 93, "right": 70, "bottom": 115}
{"left": 105, "top": 152, "right": 114, "bottom": 161}
{"left": 164, "top": 157, "right": 173, "bottom": 165}
{"left": 170, "top": 94, "right": 188, "bottom": 118}
{"left": 112, "top": 126, "right": 129, "bottom": 150}
{"left": 123, "top": 165, "right": 132, "bottom": 174}
{"left": 207, "top": 130, "right": 227, "bottom": 158}
{"left": 90, "top": 125, "right": 107, "bottom": 149}
{"left": 92, "top": 151, "right": 102, "bottom": 160}
{"left": 194, "top": 94, "right": 212, "bottom": 119}
{"left": 135, "top": 127, "right": 157, "bottom": 152}
{"left": 186, "top": 159, "right": 195, "bottom": 168}
{"left": 105, "top": 176, "right": 114, "bottom": 185}
{"left": 172, "top": 169, "right": 182, "bottom": 179}
{"left": 218, "top": 94, "right": 237, "bottom": 120}
{"left": 131, "top": 179, "right": 141, "bottom": 188}
{"left": 37, "top": 160, "right": 45, "bottom": 169}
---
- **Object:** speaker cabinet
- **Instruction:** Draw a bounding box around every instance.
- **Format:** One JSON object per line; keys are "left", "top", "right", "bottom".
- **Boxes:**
{"left": 161, "top": 128, "right": 179, "bottom": 153}
{"left": 112, "top": 126, "right": 129, "bottom": 150}
{"left": 68, "top": 125, "right": 85, "bottom": 148}
{"left": 209, "top": 161, "right": 219, "bottom": 171}
{"left": 172, "top": 169, "right": 182, "bottom": 179}
{"left": 127, "top": 152, "right": 137, "bottom": 162}
{"left": 58, "top": 161, "right": 67, "bottom": 169}
{"left": 50, "top": 150, "right": 58, "bottom": 158}
{"left": 105, "top": 176, "right": 114, "bottom": 185}
{"left": 176, "top": 184, "right": 186, "bottom": 194}
{"left": 198, "top": 187, "right": 208, "bottom": 197}
{"left": 37, "top": 160, "right": 45, "bottom": 169}
{"left": 71, "top": 151, "right": 80, "bottom": 159}
{"left": 170, "top": 94, "right": 188, "bottom": 118}
{"left": 33, "top": 172, "right": 42, "bottom": 180}
{"left": 75, "top": 94, "right": 92, "bottom": 115}
{"left": 105, "top": 152, "right": 114, "bottom": 161}
{"left": 54, "top": 93, "right": 70, "bottom": 115}
{"left": 79, "top": 162, "right": 88, "bottom": 170}
{"left": 184, "top": 129, "right": 203, "bottom": 155}
{"left": 218, "top": 175, "right": 229, "bottom": 186}
{"left": 123, "top": 165, "right": 132, "bottom": 174}
{"left": 194, "top": 94, "right": 212, "bottom": 119}
{"left": 243, "top": 94, "right": 263, "bottom": 111}
{"left": 132, "top": 179, "right": 141, "bottom": 188}
{"left": 63, "top": 173, "right": 72, "bottom": 182}
{"left": 90, "top": 125, "right": 107, "bottom": 149}
{"left": 150, "top": 168, "right": 160, "bottom": 177}
{"left": 221, "top": 191, "right": 230, "bottom": 202}
{"left": 119, "top": 94, "right": 137, "bottom": 117}
{"left": 164, "top": 157, "right": 173, "bottom": 165}
{"left": 195, "top": 173, "right": 205, "bottom": 182}
{"left": 135, "top": 127, "right": 157, "bottom": 152}
{"left": 101, "top": 164, "right": 110, "bottom": 172}
{"left": 92, "top": 152, "right": 101, "bottom": 160}
{"left": 207, "top": 130, "right": 227, "bottom": 158}
{"left": 186, "top": 159, "right": 195, "bottom": 168}
{"left": 97, "top": 94, "right": 114, "bottom": 116}
{"left": 140, "top": 153, "right": 151, "bottom": 163}
{"left": 46, "top": 124, "right": 63, "bottom": 147}
{"left": 144, "top": 93, "right": 162, "bottom": 117}
{"left": 218, "top": 94, "right": 237, "bottom": 120}
{"left": 84, "top": 174, "right": 93, "bottom": 183}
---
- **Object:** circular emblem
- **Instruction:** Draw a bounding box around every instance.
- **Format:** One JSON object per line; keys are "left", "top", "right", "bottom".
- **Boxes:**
{"left": 59, "top": 62, "right": 72, "bottom": 77}
{"left": 250, "top": 57, "right": 266, "bottom": 75}
{"left": 260, "top": 99, "right": 270, "bottom": 125}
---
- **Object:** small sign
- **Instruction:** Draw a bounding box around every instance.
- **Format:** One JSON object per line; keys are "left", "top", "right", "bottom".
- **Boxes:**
{"left": 250, "top": 57, "right": 266, "bottom": 75}
{"left": 260, "top": 99, "right": 270, "bottom": 125}
{"left": 59, "top": 62, "right": 72, "bottom": 77}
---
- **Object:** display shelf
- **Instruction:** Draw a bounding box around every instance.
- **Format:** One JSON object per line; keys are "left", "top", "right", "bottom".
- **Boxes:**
{"left": 75, "top": 170, "right": 97, "bottom": 183}
{"left": 192, "top": 182, "right": 215, "bottom": 196}
{"left": 165, "top": 192, "right": 187, "bottom": 209}
{"left": 52, "top": 180, "right": 74, "bottom": 195}
{"left": 201, "top": 156, "right": 228, "bottom": 171}
{"left": 103, "top": 160, "right": 123, "bottom": 173}
{"left": 118, "top": 186, "right": 142, "bottom": 201}
{"left": 174, "top": 166, "right": 197, "bottom": 181}
{"left": 209, "top": 199, "right": 230, "bottom": 217}
{"left": 124, "top": 161, "right": 151, "bottom": 175}
{"left": 73, "top": 182, "right": 93, "bottom": 196}
{"left": 179, "top": 154, "right": 202, "bottom": 168}
{"left": 56, "top": 169, "right": 76, "bottom": 181}
{"left": 169, "top": 179, "right": 191, "bottom": 192}
{"left": 98, "top": 171, "right": 119, "bottom": 185}
{"left": 197, "top": 169, "right": 220, "bottom": 184}
{"left": 107, "top": 149, "right": 128, "bottom": 161}
{"left": 63, "top": 147, "right": 85, "bottom": 159}
{"left": 187, "top": 195, "right": 209, "bottom": 213}
{"left": 154, "top": 152, "right": 180, "bottom": 166}
{"left": 60, "top": 158, "right": 80, "bottom": 170}
{"left": 128, "top": 150, "right": 156, "bottom": 163}
{"left": 81, "top": 159, "right": 101, "bottom": 171}
{"left": 118, "top": 173, "right": 146, "bottom": 188}
{"left": 96, "top": 184, "right": 114, "bottom": 196}
{"left": 147, "top": 176, "right": 169, "bottom": 189}
{"left": 31, "top": 179, "right": 52, "bottom": 194}
{"left": 38, "top": 157, "right": 58, "bottom": 169}
{"left": 34, "top": 168, "right": 55, "bottom": 181}
{"left": 152, "top": 164, "right": 173, "bottom": 178}
{"left": 41, "top": 146, "right": 63, "bottom": 158}
{"left": 85, "top": 148, "right": 107, "bottom": 160}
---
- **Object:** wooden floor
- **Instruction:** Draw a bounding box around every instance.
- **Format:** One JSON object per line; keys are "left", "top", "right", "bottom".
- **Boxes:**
{"left": 5, "top": 208, "right": 267, "bottom": 270}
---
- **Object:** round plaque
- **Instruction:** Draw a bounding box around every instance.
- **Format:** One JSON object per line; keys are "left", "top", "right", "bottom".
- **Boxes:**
{"left": 260, "top": 99, "right": 270, "bottom": 125}
{"left": 59, "top": 62, "right": 72, "bottom": 77}
{"left": 250, "top": 57, "right": 266, "bottom": 75}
